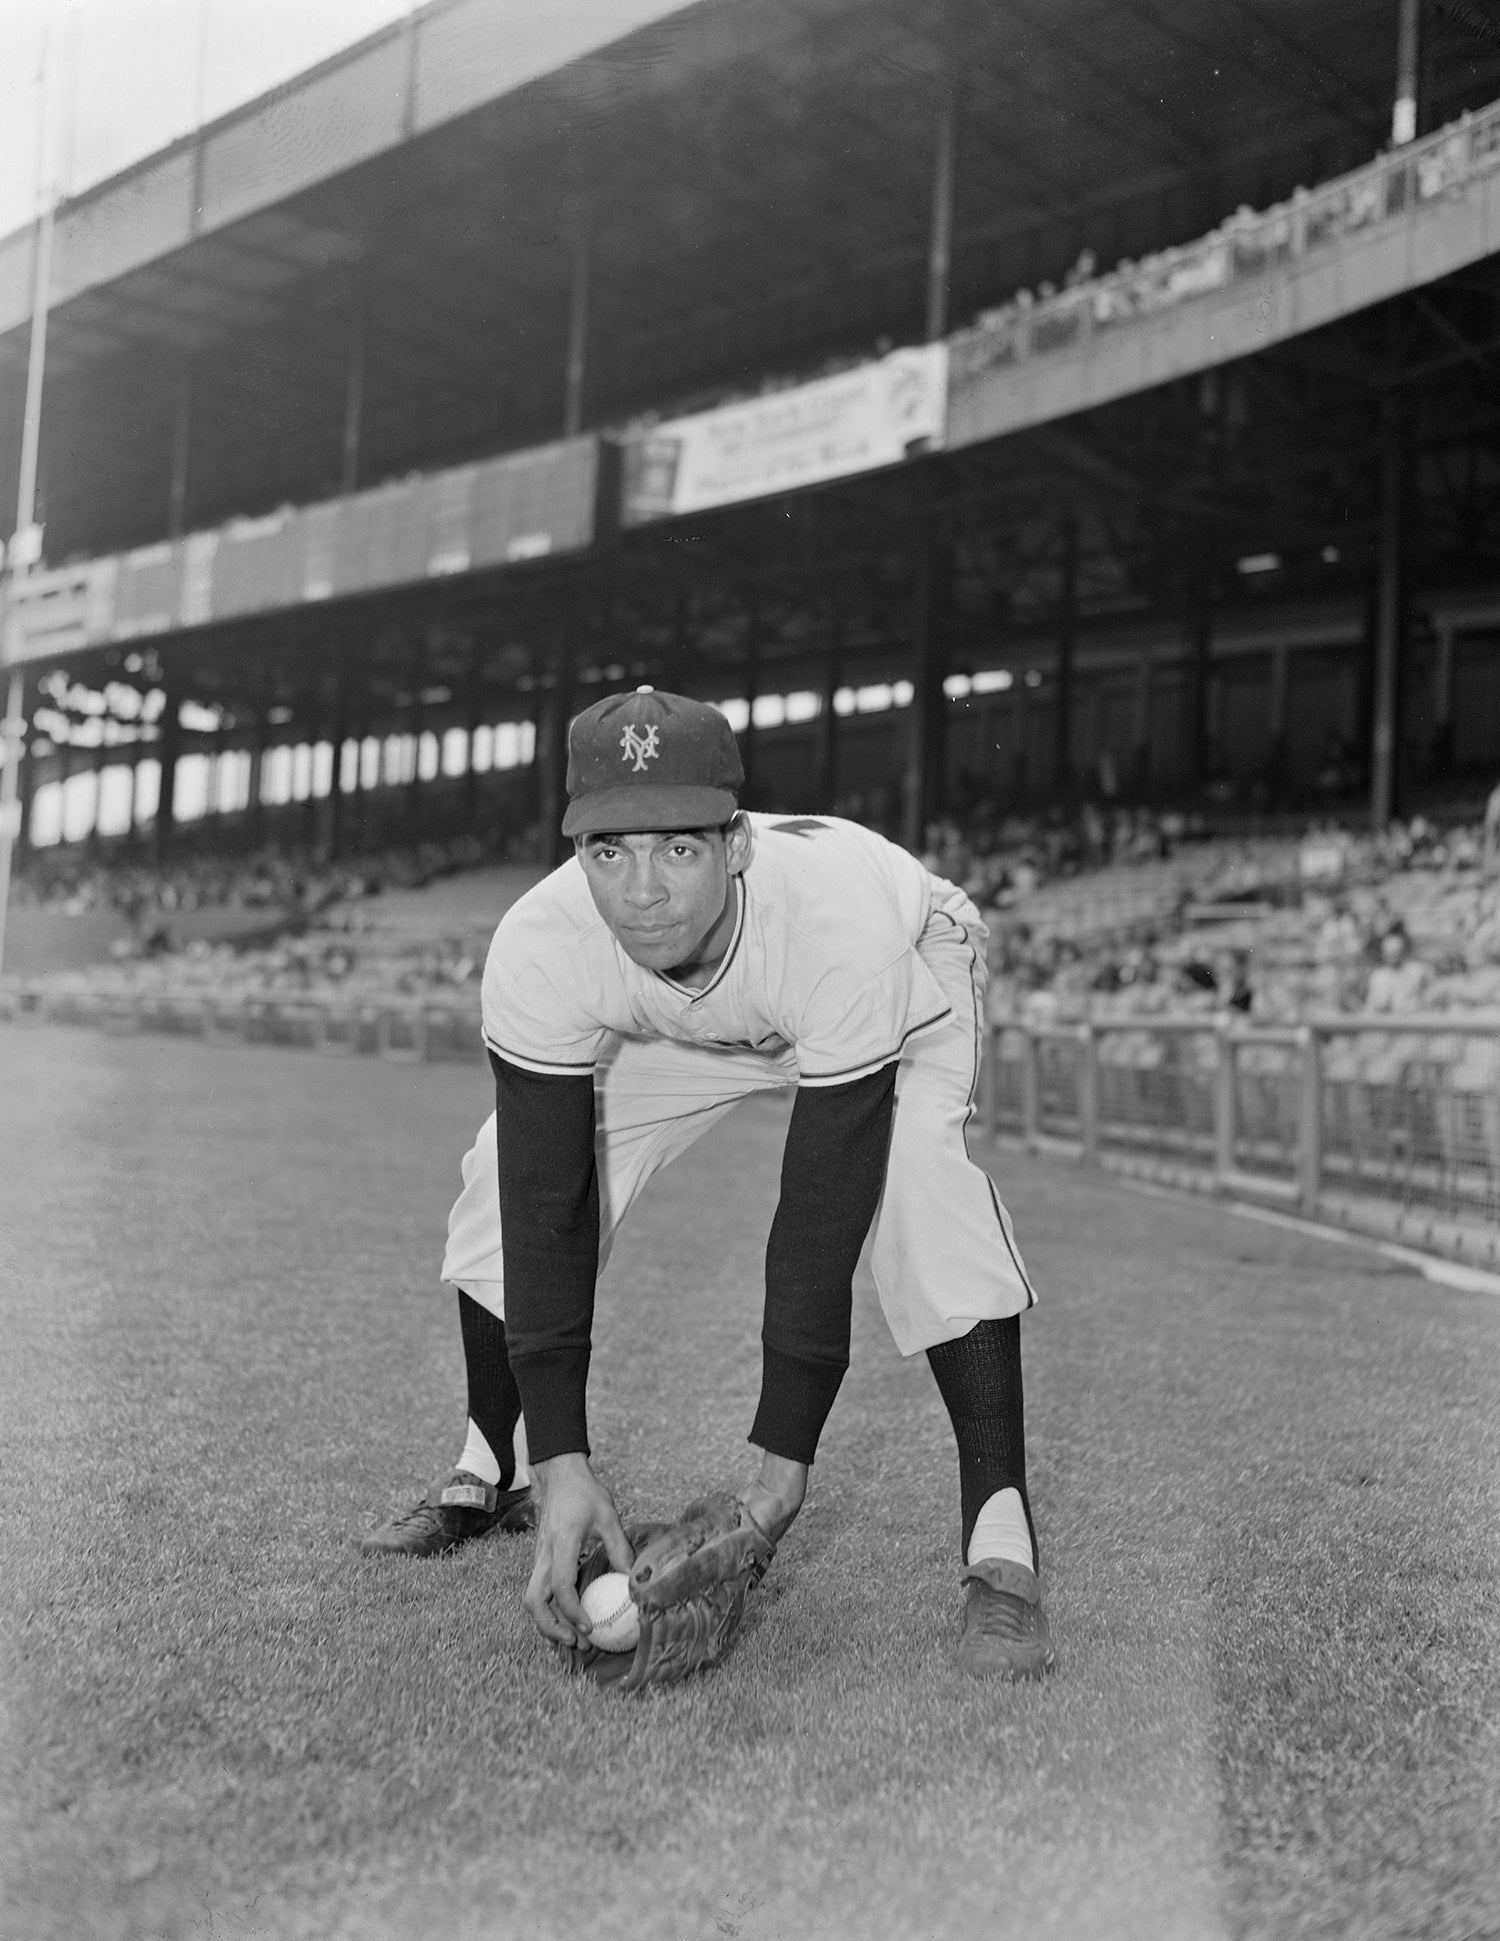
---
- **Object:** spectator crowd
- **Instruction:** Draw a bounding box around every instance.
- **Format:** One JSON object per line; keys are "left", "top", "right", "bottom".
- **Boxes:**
{"left": 912, "top": 809, "right": 1500, "bottom": 1029}
{"left": 7, "top": 803, "right": 1500, "bottom": 1032}
{"left": 11, "top": 832, "right": 493, "bottom": 927}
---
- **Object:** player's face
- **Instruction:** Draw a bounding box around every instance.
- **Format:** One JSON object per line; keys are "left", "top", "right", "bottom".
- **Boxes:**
{"left": 577, "top": 821, "right": 750, "bottom": 979}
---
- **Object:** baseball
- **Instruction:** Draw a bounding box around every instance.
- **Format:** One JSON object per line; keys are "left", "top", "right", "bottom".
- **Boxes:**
{"left": 580, "top": 1571, "right": 640, "bottom": 1653}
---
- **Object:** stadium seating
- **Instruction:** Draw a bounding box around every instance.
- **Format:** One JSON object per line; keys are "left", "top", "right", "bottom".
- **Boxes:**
{"left": 957, "top": 814, "right": 1500, "bottom": 1028}
{"left": 11, "top": 809, "right": 1497, "bottom": 1033}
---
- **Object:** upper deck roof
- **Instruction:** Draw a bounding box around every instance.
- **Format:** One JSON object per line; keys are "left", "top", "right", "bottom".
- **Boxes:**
{"left": 0, "top": 0, "right": 699, "bottom": 340}
{"left": 5, "top": 0, "right": 1500, "bottom": 564}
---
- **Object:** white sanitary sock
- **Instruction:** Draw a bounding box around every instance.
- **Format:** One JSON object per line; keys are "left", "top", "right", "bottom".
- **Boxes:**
{"left": 966, "top": 1486, "right": 1035, "bottom": 1573}
{"left": 456, "top": 1416, "right": 530, "bottom": 1491}
{"left": 456, "top": 1419, "right": 500, "bottom": 1487}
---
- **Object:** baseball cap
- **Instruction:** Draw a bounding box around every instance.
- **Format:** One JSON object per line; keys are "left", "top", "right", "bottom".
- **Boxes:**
{"left": 561, "top": 686, "right": 744, "bottom": 837}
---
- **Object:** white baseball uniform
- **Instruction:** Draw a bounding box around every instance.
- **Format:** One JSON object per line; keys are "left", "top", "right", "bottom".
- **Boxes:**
{"left": 442, "top": 813, "right": 1034, "bottom": 1356}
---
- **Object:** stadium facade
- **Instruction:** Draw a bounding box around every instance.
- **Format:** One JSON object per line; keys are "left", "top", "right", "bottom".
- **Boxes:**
{"left": 3, "top": 0, "right": 1500, "bottom": 887}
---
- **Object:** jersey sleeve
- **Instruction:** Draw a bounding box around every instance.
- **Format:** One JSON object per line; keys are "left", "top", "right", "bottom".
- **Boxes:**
{"left": 480, "top": 927, "right": 611, "bottom": 1077}
{"left": 491, "top": 1053, "right": 598, "bottom": 1461}
{"left": 748, "top": 1064, "right": 898, "bottom": 1463}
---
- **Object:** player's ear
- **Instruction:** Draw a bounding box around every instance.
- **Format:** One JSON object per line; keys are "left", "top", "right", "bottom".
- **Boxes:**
{"left": 724, "top": 813, "right": 752, "bottom": 876}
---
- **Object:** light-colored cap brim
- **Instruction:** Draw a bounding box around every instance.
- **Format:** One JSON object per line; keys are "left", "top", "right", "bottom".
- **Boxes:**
{"left": 561, "top": 784, "right": 740, "bottom": 838}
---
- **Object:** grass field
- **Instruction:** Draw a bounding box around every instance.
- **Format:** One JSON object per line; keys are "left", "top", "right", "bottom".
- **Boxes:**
{"left": 2, "top": 1022, "right": 1498, "bottom": 1941}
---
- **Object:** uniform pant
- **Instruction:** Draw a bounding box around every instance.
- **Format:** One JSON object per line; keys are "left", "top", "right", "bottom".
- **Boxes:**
{"left": 441, "top": 884, "right": 1035, "bottom": 1356}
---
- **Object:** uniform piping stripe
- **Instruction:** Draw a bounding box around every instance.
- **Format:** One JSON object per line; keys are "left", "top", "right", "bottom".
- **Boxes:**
{"left": 927, "top": 903, "right": 1038, "bottom": 1308}
{"left": 797, "top": 1005, "right": 952, "bottom": 1084}
{"left": 483, "top": 1034, "right": 598, "bottom": 1075}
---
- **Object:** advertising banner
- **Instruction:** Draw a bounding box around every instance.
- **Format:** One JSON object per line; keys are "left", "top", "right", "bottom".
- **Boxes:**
{"left": 621, "top": 344, "right": 948, "bottom": 525}
{"left": 112, "top": 541, "right": 184, "bottom": 638}
{"left": 211, "top": 512, "right": 298, "bottom": 620}
{"left": 3, "top": 560, "right": 114, "bottom": 665}
{"left": 471, "top": 438, "right": 598, "bottom": 569}
{"left": 1, "top": 435, "right": 602, "bottom": 667}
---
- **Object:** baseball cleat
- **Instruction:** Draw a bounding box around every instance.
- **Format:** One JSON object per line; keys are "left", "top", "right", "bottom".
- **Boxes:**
{"left": 956, "top": 1557, "right": 1055, "bottom": 1681}
{"left": 359, "top": 1470, "right": 536, "bottom": 1557}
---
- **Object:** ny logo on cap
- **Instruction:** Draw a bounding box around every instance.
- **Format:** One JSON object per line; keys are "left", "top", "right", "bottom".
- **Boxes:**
{"left": 620, "top": 724, "right": 660, "bottom": 772}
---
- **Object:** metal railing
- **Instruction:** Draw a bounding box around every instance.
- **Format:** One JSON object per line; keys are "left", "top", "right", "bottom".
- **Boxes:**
{"left": 949, "top": 98, "right": 1500, "bottom": 386}
{"left": 982, "top": 1014, "right": 1500, "bottom": 1268}
{"left": 7, "top": 983, "right": 1498, "bottom": 1266}
{"left": 2, "top": 984, "right": 483, "bottom": 1064}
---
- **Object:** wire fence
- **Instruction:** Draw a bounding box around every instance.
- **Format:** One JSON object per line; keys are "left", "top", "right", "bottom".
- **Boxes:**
{"left": 983, "top": 1015, "right": 1500, "bottom": 1268}
{"left": 7, "top": 984, "right": 1499, "bottom": 1267}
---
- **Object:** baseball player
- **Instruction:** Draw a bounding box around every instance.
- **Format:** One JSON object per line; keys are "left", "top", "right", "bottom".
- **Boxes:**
{"left": 363, "top": 687, "right": 1053, "bottom": 1681}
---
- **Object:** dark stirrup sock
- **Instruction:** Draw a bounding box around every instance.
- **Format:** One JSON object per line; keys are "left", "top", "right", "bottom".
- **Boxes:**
{"left": 925, "top": 1316, "right": 1038, "bottom": 1569}
{"left": 457, "top": 1292, "right": 524, "bottom": 1491}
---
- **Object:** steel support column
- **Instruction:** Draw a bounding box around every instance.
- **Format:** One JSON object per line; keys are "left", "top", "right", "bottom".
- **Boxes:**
{"left": 301, "top": 726, "right": 322, "bottom": 852}
{"left": 1370, "top": 420, "right": 1405, "bottom": 828}
{"left": 926, "top": 80, "right": 957, "bottom": 343}
{"left": 461, "top": 640, "right": 486, "bottom": 832}
{"left": 248, "top": 702, "right": 268, "bottom": 851}
{"left": 1053, "top": 510, "right": 1078, "bottom": 803}
{"left": 740, "top": 596, "right": 761, "bottom": 811}
{"left": 0, "top": 672, "right": 27, "bottom": 973}
{"left": 347, "top": 718, "right": 368, "bottom": 854}
{"left": 154, "top": 685, "right": 183, "bottom": 865}
{"left": 1267, "top": 644, "right": 1290, "bottom": 805}
{"left": 53, "top": 732, "right": 74, "bottom": 845}
{"left": 564, "top": 225, "right": 591, "bottom": 438}
{"left": 325, "top": 664, "right": 348, "bottom": 861}
{"left": 1132, "top": 645, "right": 1153, "bottom": 797}
{"left": 129, "top": 733, "right": 149, "bottom": 847}
{"left": 1431, "top": 618, "right": 1455, "bottom": 772}
{"left": 405, "top": 653, "right": 424, "bottom": 843}
{"left": 0, "top": 112, "right": 56, "bottom": 974}
{"left": 664, "top": 584, "right": 691, "bottom": 695}
{"left": 16, "top": 688, "right": 37, "bottom": 856}
{"left": 203, "top": 734, "right": 220, "bottom": 820}
{"left": 341, "top": 296, "right": 366, "bottom": 495}
{"left": 535, "top": 663, "right": 574, "bottom": 868}
{"left": 903, "top": 537, "right": 951, "bottom": 851}
{"left": 1013, "top": 670, "right": 1030, "bottom": 805}
{"left": 817, "top": 613, "right": 842, "bottom": 813}
{"left": 1189, "top": 572, "right": 1214, "bottom": 790}
{"left": 168, "top": 374, "right": 192, "bottom": 538}
{"left": 84, "top": 737, "right": 106, "bottom": 852}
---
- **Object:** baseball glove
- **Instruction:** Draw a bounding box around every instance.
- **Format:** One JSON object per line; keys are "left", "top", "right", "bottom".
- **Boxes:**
{"left": 559, "top": 1492, "right": 775, "bottom": 1693}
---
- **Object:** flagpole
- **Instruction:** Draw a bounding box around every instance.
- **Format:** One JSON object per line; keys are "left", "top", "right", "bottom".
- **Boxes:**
{"left": 0, "top": 20, "right": 57, "bottom": 979}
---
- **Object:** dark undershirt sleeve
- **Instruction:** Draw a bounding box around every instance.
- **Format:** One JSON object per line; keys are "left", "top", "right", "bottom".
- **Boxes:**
{"left": 749, "top": 1063, "right": 898, "bottom": 1466}
{"left": 490, "top": 1050, "right": 599, "bottom": 1463}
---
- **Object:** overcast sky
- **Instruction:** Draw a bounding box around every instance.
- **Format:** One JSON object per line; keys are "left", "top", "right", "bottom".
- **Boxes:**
{"left": 0, "top": 0, "right": 416, "bottom": 240}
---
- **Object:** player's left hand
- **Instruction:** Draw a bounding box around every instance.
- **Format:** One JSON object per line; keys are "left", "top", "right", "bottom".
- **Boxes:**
{"left": 525, "top": 1453, "right": 634, "bottom": 1646}
{"left": 612, "top": 1490, "right": 777, "bottom": 1690}
{"left": 737, "top": 1450, "right": 808, "bottom": 1544}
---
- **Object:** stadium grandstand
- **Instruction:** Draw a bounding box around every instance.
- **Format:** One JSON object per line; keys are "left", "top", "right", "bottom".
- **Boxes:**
{"left": 5, "top": 0, "right": 1500, "bottom": 887}
{"left": 5, "top": 0, "right": 1500, "bottom": 1073}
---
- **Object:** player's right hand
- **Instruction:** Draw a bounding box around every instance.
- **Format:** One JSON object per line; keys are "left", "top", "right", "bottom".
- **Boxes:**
{"left": 525, "top": 1453, "right": 634, "bottom": 1646}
